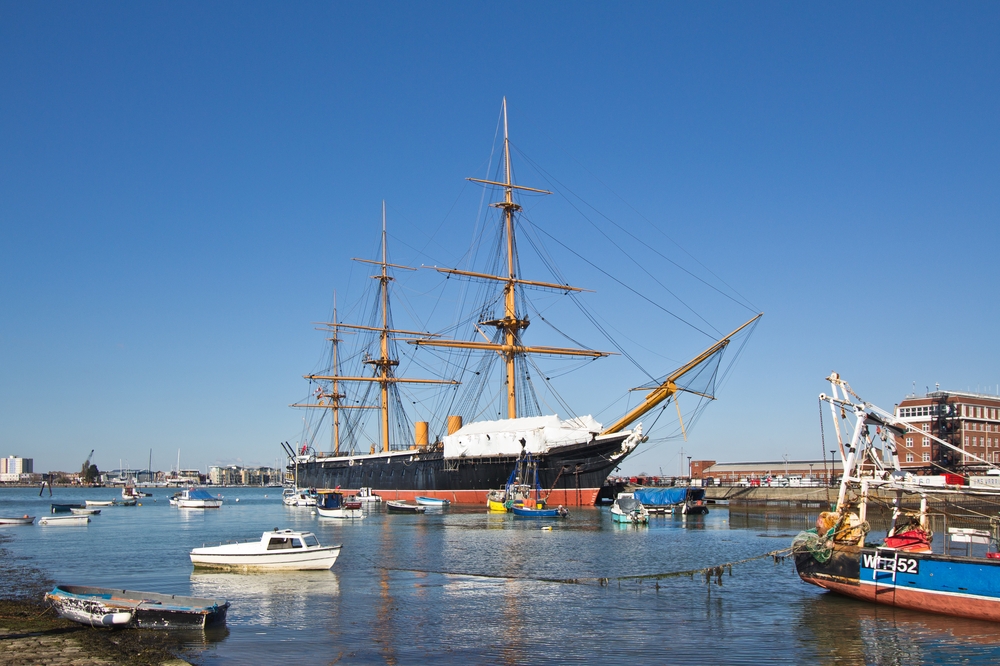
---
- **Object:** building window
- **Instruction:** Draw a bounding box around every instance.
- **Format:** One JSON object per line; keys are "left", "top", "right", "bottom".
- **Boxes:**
{"left": 923, "top": 453, "right": 931, "bottom": 462}
{"left": 906, "top": 437, "right": 913, "bottom": 447}
{"left": 965, "top": 436, "right": 970, "bottom": 446}
{"left": 922, "top": 438, "right": 930, "bottom": 447}
{"left": 906, "top": 453, "right": 914, "bottom": 463}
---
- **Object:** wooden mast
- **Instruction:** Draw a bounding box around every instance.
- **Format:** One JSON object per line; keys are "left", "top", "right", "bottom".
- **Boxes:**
{"left": 412, "top": 98, "right": 612, "bottom": 419}
{"left": 294, "top": 205, "right": 457, "bottom": 454}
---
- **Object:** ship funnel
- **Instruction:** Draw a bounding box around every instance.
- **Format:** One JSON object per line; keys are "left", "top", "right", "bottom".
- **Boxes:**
{"left": 415, "top": 421, "right": 429, "bottom": 447}
{"left": 447, "top": 415, "right": 463, "bottom": 435}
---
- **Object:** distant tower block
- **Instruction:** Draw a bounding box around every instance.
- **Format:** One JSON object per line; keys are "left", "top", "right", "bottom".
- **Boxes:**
{"left": 415, "top": 421, "right": 429, "bottom": 447}
{"left": 447, "top": 415, "right": 463, "bottom": 435}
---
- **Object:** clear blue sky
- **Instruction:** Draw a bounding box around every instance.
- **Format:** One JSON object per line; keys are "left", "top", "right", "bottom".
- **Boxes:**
{"left": 2, "top": 3, "right": 998, "bottom": 475}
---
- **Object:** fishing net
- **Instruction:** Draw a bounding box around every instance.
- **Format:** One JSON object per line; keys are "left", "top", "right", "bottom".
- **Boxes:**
{"left": 792, "top": 528, "right": 835, "bottom": 564}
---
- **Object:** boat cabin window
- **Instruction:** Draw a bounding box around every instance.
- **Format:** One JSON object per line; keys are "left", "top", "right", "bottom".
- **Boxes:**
{"left": 303, "top": 534, "right": 319, "bottom": 547}
{"left": 266, "top": 537, "right": 303, "bottom": 550}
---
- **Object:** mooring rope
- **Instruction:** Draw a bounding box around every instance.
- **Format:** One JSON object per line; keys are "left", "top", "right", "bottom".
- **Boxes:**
{"left": 374, "top": 546, "right": 794, "bottom": 587}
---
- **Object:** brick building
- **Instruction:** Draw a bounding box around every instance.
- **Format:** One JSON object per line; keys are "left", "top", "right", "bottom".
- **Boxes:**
{"left": 894, "top": 389, "right": 1000, "bottom": 470}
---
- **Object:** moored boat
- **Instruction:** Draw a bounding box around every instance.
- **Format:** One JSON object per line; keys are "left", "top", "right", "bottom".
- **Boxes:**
{"left": 45, "top": 584, "right": 229, "bottom": 628}
{"left": 0, "top": 515, "right": 35, "bottom": 526}
{"left": 70, "top": 508, "right": 101, "bottom": 515}
{"left": 50, "top": 503, "right": 85, "bottom": 513}
{"left": 316, "top": 491, "right": 364, "bottom": 520}
{"left": 415, "top": 496, "right": 450, "bottom": 507}
{"left": 282, "top": 487, "right": 318, "bottom": 507}
{"left": 287, "top": 101, "right": 760, "bottom": 507}
{"left": 512, "top": 505, "right": 568, "bottom": 518}
{"left": 174, "top": 488, "right": 223, "bottom": 509}
{"left": 85, "top": 500, "right": 116, "bottom": 507}
{"left": 633, "top": 487, "right": 709, "bottom": 515}
{"left": 792, "top": 372, "right": 1000, "bottom": 622}
{"left": 356, "top": 487, "right": 382, "bottom": 504}
{"left": 611, "top": 493, "right": 649, "bottom": 524}
{"left": 386, "top": 500, "right": 425, "bottom": 514}
{"left": 39, "top": 515, "right": 90, "bottom": 525}
{"left": 189, "top": 529, "right": 341, "bottom": 571}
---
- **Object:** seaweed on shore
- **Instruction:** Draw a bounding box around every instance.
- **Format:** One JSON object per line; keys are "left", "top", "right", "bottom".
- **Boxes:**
{"left": 0, "top": 533, "right": 195, "bottom": 665}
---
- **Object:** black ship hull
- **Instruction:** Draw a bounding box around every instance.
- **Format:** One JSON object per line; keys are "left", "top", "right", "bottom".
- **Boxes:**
{"left": 292, "top": 432, "right": 634, "bottom": 506}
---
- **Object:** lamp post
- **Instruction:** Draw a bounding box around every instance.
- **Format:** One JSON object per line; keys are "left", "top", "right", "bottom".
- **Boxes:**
{"left": 687, "top": 456, "right": 693, "bottom": 481}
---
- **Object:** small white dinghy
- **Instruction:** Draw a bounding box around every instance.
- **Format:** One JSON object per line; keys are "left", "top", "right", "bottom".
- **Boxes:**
{"left": 39, "top": 515, "right": 90, "bottom": 526}
{"left": 85, "top": 500, "right": 116, "bottom": 507}
{"left": 71, "top": 508, "right": 101, "bottom": 515}
{"left": 190, "top": 529, "right": 341, "bottom": 571}
{"left": 0, "top": 515, "right": 35, "bottom": 526}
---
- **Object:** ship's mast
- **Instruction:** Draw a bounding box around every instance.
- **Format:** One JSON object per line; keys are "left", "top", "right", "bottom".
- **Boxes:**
{"left": 298, "top": 204, "right": 457, "bottom": 454}
{"left": 413, "top": 98, "right": 611, "bottom": 420}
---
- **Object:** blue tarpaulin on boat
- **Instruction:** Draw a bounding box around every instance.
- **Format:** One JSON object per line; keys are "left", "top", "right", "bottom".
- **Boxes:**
{"left": 634, "top": 487, "right": 705, "bottom": 506}
{"left": 187, "top": 489, "right": 217, "bottom": 500}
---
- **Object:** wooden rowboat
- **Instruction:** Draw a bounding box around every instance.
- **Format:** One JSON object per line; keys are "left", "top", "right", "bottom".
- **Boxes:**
{"left": 45, "top": 585, "right": 229, "bottom": 628}
{"left": 386, "top": 500, "right": 425, "bottom": 513}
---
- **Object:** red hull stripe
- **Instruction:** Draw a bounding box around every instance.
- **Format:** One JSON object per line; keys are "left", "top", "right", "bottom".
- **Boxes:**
{"left": 334, "top": 488, "right": 600, "bottom": 507}
{"left": 808, "top": 577, "right": 1000, "bottom": 622}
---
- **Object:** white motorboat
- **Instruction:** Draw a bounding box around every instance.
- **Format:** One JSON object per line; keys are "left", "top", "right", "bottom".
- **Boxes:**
{"left": 356, "top": 487, "right": 382, "bottom": 504}
{"left": 39, "top": 515, "right": 90, "bottom": 526}
{"left": 85, "top": 500, "right": 116, "bottom": 507}
{"left": 70, "top": 508, "right": 101, "bottom": 515}
{"left": 415, "top": 496, "right": 451, "bottom": 507}
{"left": 281, "top": 487, "right": 317, "bottom": 507}
{"left": 174, "top": 488, "right": 224, "bottom": 509}
{"left": 189, "top": 529, "right": 341, "bottom": 571}
{"left": 611, "top": 492, "right": 649, "bottom": 525}
{"left": 316, "top": 491, "right": 364, "bottom": 520}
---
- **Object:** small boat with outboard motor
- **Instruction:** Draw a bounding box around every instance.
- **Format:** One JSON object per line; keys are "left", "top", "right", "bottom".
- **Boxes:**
{"left": 0, "top": 515, "right": 35, "bottom": 526}
{"left": 39, "top": 515, "right": 90, "bottom": 526}
{"left": 45, "top": 584, "right": 229, "bottom": 628}
{"left": 189, "top": 528, "right": 341, "bottom": 571}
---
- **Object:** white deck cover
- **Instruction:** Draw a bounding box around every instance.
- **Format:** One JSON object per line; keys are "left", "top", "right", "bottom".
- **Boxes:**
{"left": 443, "top": 415, "right": 602, "bottom": 458}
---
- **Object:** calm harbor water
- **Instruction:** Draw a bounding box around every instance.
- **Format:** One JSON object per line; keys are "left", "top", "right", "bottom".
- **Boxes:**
{"left": 3, "top": 487, "right": 1000, "bottom": 664}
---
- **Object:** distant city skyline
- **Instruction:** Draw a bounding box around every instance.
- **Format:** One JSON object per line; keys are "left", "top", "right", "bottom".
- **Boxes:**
{"left": 3, "top": 4, "right": 999, "bottom": 475}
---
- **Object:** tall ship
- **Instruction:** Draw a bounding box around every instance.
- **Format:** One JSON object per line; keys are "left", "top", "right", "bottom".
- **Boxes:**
{"left": 286, "top": 100, "right": 760, "bottom": 505}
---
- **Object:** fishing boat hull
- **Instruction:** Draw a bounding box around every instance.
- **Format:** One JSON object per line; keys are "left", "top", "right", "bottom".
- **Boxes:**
{"left": 794, "top": 543, "right": 1000, "bottom": 622}
{"left": 293, "top": 431, "right": 634, "bottom": 507}
{"left": 39, "top": 515, "right": 89, "bottom": 525}
{"left": 46, "top": 585, "right": 229, "bottom": 628}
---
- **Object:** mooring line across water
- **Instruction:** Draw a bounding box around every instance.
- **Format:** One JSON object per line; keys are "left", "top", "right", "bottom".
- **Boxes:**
{"left": 372, "top": 547, "right": 794, "bottom": 587}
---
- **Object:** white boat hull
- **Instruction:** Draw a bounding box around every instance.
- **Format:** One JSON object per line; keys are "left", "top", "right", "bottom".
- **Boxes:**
{"left": 177, "top": 499, "right": 223, "bottom": 508}
{"left": 190, "top": 546, "right": 341, "bottom": 571}
{"left": 316, "top": 507, "right": 364, "bottom": 520}
{"left": 39, "top": 515, "right": 90, "bottom": 525}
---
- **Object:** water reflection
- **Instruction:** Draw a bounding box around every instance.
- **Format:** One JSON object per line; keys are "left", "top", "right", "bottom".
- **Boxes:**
{"left": 189, "top": 570, "right": 340, "bottom": 629}
{"left": 796, "top": 588, "right": 1000, "bottom": 664}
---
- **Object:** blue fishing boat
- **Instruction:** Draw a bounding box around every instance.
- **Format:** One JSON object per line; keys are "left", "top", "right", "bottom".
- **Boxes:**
{"left": 45, "top": 584, "right": 229, "bottom": 628}
{"left": 793, "top": 373, "right": 1000, "bottom": 622}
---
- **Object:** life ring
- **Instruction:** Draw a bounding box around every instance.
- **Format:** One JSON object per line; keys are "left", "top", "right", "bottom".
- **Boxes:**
{"left": 349, "top": 459, "right": 355, "bottom": 467}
